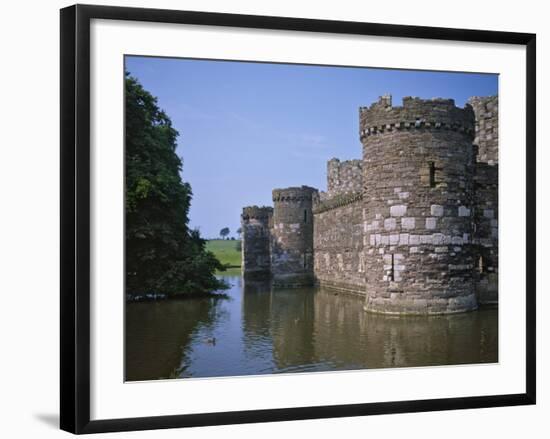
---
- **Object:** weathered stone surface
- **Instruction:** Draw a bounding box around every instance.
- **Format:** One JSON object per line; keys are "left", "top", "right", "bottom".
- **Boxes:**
{"left": 431, "top": 205, "right": 444, "bottom": 217}
{"left": 469, "top": 96, "right": 498, "bottom": 165}
{"left": 241, "top": 206, "right": 273, "bottom": 278}
{"left": 471, "top": 96, "right": 499, "bottom": 304}
{"left": 384, "top": 217, "right": 397, "bottom": 230}
{"left": 361, "top": 96, "right": 478, "bottom": 315}
{"left": 425, "top": 217, "right": 437, "bottom": 230}
{"left": 402, "top": 217, "right": 415, "bottom": 229}
{"left": 390, "top": 205, "right": 407, "bottom": 217}
{"left": 271, "top": 186, "right": 317, "bottom": 286}
{"left": 325, "top": 158, "right": 363, "bottom": 197}
{"left": 314, "top": 198, "right": 365, "bottom": 293}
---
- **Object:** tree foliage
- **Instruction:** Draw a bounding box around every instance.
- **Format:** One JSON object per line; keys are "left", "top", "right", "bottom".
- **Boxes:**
{"left": 219, "top": 227, "right": 230, "bottom": 239}
{"left": 125, "top": 73, "right": 226, "bottom": 298}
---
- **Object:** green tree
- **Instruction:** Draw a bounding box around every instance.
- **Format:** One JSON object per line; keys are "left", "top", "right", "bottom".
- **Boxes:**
{"left": 125, "top": 73, "right": 226, "bottom": 298}
{"left": 219, "top": 227, "right": 230, "bottom": 240}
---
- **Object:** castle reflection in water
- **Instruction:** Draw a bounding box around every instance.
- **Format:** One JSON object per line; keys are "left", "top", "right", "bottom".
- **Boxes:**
{"left": 241, "top": 277, "right": 497, "bottom": 373}
{"left": 125, "top": 274, "right": 497, "bottom": 381}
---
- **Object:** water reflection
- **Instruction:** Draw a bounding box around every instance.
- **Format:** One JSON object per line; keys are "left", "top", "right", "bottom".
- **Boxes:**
{"left": 125, "top": 275, "right": 497, "bottom": 381}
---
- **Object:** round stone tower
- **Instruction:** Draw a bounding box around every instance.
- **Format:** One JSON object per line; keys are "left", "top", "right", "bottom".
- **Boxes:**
{"left": 271, "top": 186, "right": 317, "bottom": 287}
{"left": 241, "top": 206, "right": 273, "bottom": 279}
{"left": 360, "top": 95, "right": 477, "bottom": 314}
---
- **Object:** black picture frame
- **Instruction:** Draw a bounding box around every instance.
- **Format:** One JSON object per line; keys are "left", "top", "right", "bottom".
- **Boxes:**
{"left": 60, "top": 4, "right": 536, "bottom": 434}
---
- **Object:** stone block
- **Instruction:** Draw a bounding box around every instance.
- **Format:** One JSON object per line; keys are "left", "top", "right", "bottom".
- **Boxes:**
{"left": 426, "top": 217, "right": 437, "bottom": 229}
{"left": 384, "top": 218, "right": 397, "bottom": 230}
{"left": 432, "top": 233, "right": 445, "bottom": 245}
{"left": 458, "top": 206, "right": 471, "bottom": 217}
{"left": 390, "top": 204, "right": 407, "bottom": 217}
{"left": 421, "top": 235, "right": 433, "bottom": 245}
{"left": 409, "top": 235, "right": 420, "bottom": 245}
{"left": 402, "top": 217, "right": 416, "bottom": 229}
{"left": 431, "top": 205, "right": 444, "bottom": 216}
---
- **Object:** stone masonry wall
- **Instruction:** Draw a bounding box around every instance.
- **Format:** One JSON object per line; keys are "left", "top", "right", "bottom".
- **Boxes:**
{"left": 360, "top": 96, "right": 478, "bottom": 314}
{"left": 474, "top": 164, "right": 498, "bottom": 303}
{"left": 241, "top": 206, "right": 273, "bottom": 278}
{"left": 327, "top": 158, "right": 363, "bottom": 197}
{"left": 271, "top": 186, "right": 317, "bottom": 286}
{"left": 470, "top": 96, "right": 499, "bottom": 303}
{"left": 469, "top": 96, "right": 498, "bottom": 165}
{"left": 313, "top": 197, "right": 365, "bottom": 294}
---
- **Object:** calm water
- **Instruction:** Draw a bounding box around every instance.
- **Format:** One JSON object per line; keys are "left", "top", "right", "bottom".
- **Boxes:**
{"left": 126, "top": 274, "right": 498, "bottom": 381}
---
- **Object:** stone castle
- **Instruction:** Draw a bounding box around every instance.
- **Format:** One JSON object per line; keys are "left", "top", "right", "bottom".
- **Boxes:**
{"left": 241, "top": 95, "right": 498, "bottom": 315}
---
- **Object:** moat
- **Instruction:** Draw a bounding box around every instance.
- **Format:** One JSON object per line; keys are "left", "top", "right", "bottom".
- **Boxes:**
{"left": 126, "top": 274, "right": 498, "bottom": 381}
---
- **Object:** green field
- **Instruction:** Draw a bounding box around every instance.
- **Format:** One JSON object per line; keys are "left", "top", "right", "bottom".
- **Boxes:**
{"left": 206, "top": 239, "right": 242, "bottom": 269}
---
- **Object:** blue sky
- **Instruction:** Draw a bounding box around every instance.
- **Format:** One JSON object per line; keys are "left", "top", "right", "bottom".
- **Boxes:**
{"left": 126, "top": 56, "right": 498, "bottom": 239}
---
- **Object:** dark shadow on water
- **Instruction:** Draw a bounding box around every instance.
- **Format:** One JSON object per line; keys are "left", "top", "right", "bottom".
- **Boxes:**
{"left": 34, "top": 413, "right": 58, "bottom": 430}
{"left": 125, "top": 296, "right": 220, "bottom": 381}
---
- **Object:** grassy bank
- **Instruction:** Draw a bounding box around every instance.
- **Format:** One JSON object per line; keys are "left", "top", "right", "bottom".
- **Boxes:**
{"left": 206, "top": 239, "right": 242, "bottom": 271}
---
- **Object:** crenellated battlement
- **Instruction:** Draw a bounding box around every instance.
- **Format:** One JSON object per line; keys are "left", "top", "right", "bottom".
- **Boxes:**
{"left": 359, "top": 95, "right": 475, "bottom": 140}
{"left": 242, "top": 206, "right": 273, "bottom": 221}
{"left": 313, "top": 191, "right": 363, "bottom": 214}
{"left": 272, "top": 186, "right": 318, "bottom": 202}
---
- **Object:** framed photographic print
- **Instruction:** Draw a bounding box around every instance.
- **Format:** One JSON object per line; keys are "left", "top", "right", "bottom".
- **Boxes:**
{"left": 60, "top": 4, "right": 536, "bottom": 434}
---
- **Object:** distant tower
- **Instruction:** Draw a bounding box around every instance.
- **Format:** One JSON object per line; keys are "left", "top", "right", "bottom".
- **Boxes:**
{"left": 469, "top": 96, "right": 499, "bottom": 304}
{"left": 271, "top": 186, "right": 317, "bottom": 287}
{"left": 360, "top": 96, "right": 477, "bottom": 314}
{"left": 241, "top": 206, "right": 273, "bottom": 279}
